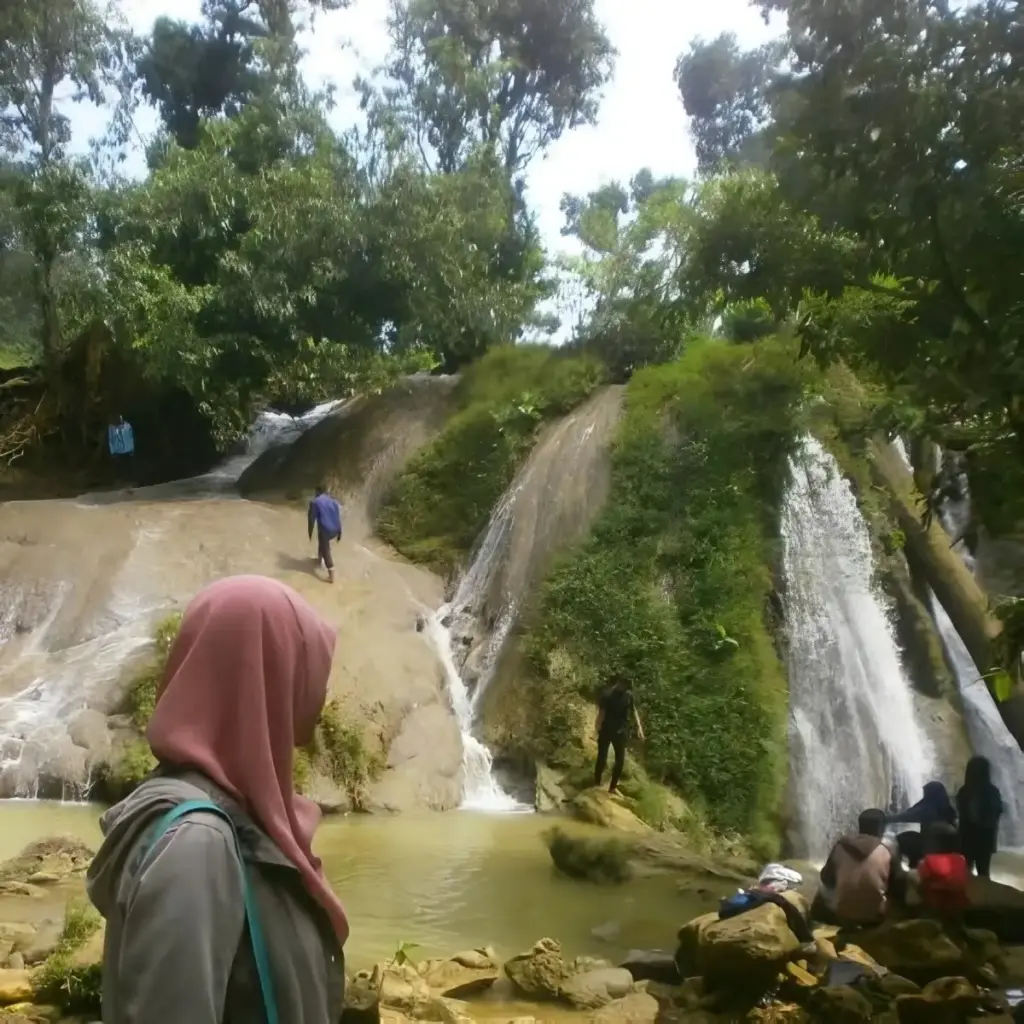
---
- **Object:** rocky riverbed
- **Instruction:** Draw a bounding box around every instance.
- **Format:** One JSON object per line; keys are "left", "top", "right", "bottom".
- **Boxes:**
{"left": 3, "top": 829, "right": 1024, "bottom": 1023}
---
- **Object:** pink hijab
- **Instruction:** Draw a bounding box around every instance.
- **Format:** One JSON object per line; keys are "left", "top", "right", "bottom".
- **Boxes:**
{"left": 147, "top": 575, "right": 349, "bottom": 944}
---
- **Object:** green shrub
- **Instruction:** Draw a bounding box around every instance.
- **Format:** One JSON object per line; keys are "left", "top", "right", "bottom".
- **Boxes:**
{"left": 545, "top": 826, "right": 634, "bottom": 884}
{"left": 295, "top": 699, "right": 383, "bottom": 807}
{"left": 520, "top": 338, "right": 809, "bottom": 851}
{"left": 125, "top": 611, "right": 183, "bottom": 729}
{"left": 377, "top": 344, "right": 604, "bottom": 573}
{"left": 32, "top": 901, "right": 103, "bottom": 1013}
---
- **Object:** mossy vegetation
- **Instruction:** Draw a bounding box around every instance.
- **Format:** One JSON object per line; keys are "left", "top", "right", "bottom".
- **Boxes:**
{"left": 545, "top": 826, "right": 634, "bottom": 884}
{"left": 377, "top": 343, "right": 604, "bottom": 575}
{"left": 31, "top": 901, "right": 103, "bottom": 1013}
{"left": 100, "top": 612, "right": 182, "bottom": 797}
{"left": 517, "top": 338, "right": 810, "bottom": 852}
{"left": 294, "top": 699, "right": 384, "bottom": 808}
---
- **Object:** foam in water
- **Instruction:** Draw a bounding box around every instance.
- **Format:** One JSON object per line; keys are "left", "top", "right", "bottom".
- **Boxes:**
{"left": 783, "top": 437, "right": 935, "bottom": 856}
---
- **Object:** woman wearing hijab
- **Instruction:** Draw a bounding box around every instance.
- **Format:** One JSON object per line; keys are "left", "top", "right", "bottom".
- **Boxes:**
{"left": 87, "top": 575, "right": 347, "bottom": 1023}
{"left": 956, "top": 756, "right": 1004, "bottom": 878}
{"left": 888, "top": 781, "right": 958, "bottom": 869}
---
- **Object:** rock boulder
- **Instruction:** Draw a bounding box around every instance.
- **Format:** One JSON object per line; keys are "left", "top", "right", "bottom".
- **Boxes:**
{"left": 503, "top": 938, "right": 567, "bottom": 1001}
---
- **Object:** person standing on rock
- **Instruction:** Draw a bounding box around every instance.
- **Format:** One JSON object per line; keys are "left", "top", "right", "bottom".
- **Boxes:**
{"left": 594, "top": 676, "right": 644, "bottom": 794}
{"left": 86, "top": 575, "right": 347, "bottom": 1023}
{"left": 308, "top": 484, "right": 342, "bottom": 583}
{"left": 956, "top": 756, "right": 1003, "bottom": 878}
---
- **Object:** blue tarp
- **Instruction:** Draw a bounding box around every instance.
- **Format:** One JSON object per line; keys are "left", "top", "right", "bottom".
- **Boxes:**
{"left": 108, "top": 421, "right": 135, "bottom": 456}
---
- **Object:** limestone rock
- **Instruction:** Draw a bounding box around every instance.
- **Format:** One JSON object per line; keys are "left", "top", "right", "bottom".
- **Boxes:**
{"left": 807, "top": 986, "right": 874, "bottom": 1022}
{"left": 0, "top": 884, "right": 44, "bottom": 899}
{"left": 534, "top": 762, "right": 565, "bottom": 812}
{"left": 675, "top": 911, "right": 718, "bottom": 977}
{"left": 422, "top": 950, "right": 499, "bottom": 998}
{"left": 851, "top": 919, "right": 964, "bottom": 981}
{"left": 14, "top": 919, "right": 61, "bottom": 966}
{"left": 0, "top": 969, "right": 32, "bottom": 1005}
{"left": 376, "top": 962, "right": 432, "bottom": 1015}
{"left": 0, "top": 837, "right": 94, "bottom": 885}
{"left": 591, "top": 991, "right": 659, "bottom": 1022}
{"left": 696, "top": 903, "right": 803, "bottom": 987}
{"left": 503, "top": 938, "right": 566, "bottom": 1001}
{"left": 620, "top": 948, "right": 681, "bottom": 984}
{"left": 894, "top": 976, "right": 982, "bottom": 1023}
{"left": 570, "top": 790, "right": 652, "bottom": 833}
{"left": 559, "top": 966, "right": 634, "bottom": 1009}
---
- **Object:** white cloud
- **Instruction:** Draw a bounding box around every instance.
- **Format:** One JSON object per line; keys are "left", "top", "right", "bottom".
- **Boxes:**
{"left": 69, "top": 0, "right": 777, "bottom": 257}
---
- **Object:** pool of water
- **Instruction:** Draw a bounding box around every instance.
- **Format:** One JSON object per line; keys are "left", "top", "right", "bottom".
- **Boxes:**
{"left": 0, "top": 802, "right": 717, "bottom": 969}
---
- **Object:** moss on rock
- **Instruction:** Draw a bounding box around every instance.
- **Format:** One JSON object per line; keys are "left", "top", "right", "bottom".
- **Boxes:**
{"left": 545, "top": 827, "right": 634, "bottom": 884}
{"left": 377, "top": 344, "right": 604, "bottom": 575}
{"left": 514, "top": 338, "right": 809, "bottom": 853}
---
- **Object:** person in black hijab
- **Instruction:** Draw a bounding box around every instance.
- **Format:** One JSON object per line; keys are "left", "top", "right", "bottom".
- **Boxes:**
{"left": 888, "top": 781, "right": 957, "bottom": 868}
{"left": 956, "top": 756, "right": 1003, "bottom": 878}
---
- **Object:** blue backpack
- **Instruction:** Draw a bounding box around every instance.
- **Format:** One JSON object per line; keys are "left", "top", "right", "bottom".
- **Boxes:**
{"left": 143, "top": 799, "right": 279, "bottom": 1024}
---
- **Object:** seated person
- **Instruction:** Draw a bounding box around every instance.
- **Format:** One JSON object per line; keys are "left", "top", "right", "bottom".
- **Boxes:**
{"left": 816, "top": 809, "right": 905, "bottom": 925}
{"left": 917, "top": 822, "right": 970, "bottom": 916}
{"left": 890, "top": 780, "right": 958, "bottom": 869}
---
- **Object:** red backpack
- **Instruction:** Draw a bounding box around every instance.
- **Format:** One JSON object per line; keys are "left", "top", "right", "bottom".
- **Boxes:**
{"left": 918, "top": 852, "right": 970, "bottom": 911}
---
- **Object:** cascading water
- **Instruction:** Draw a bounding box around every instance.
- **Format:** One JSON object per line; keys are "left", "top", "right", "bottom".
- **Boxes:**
{"left": 424, "top": 389, "right": 623, "bottom": 812}
{"left": 891, "top": 442, "right": 1024, "bottom": 845}
{"left": 0, "top": 400, "right": 345, "bottom": 799}
{"left": 783, "top": 437, "right": 936, "bottom": 856}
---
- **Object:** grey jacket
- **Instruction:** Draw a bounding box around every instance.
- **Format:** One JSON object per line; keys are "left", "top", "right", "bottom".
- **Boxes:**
{"left": 87, "top": 770, "right": 345, "bottom": 1023}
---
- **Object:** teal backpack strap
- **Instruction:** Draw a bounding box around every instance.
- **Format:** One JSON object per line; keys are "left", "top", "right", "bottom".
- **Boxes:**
{"left": 144, "top": 799, "right": 279, "bottom": 1024}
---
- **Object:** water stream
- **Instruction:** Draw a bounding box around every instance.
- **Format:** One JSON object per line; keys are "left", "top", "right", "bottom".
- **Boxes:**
{"left": 892, "top": 442, "right": 1024, "bottom": 845}
{"left": 783, "top": 437, "right": 935, "bottom": 857}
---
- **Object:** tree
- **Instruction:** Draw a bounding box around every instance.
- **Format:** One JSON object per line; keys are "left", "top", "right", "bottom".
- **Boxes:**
{"left": 675, "top": 33, "right": 785, "bottom": 175}
{"left": 369, "top": 0, "right": 615, "bottom": 176}
{"left": 0, "top": 0, "right": 133, "bottom": 373}
{"left": 559, "top": 172, "right": 695, "bottom": 378}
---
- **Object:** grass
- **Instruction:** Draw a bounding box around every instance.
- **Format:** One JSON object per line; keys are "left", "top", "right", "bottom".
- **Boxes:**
{"left": 545, "top": 826, "right": 634, "bottom": 884}
{"left": 31, "top": 902, "right": 103, "bottom": 1013}
{"left": 516, "top": 337, "right": 810, "bottom": 853}
{"left": 377, "top": 343, "right": 604, "bottom": 575}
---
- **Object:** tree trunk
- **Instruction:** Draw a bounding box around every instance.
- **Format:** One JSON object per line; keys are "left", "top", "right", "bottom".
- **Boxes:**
{"left": 868, "top": 438, "right": 1024, "bottom": 748}
{"left": 870, "top": 437, "right": 1000, "bottom": 671}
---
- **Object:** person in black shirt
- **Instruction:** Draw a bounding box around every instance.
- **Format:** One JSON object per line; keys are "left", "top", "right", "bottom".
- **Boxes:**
{"left": 594, "top": 676, "right": 645, "bottom": 794}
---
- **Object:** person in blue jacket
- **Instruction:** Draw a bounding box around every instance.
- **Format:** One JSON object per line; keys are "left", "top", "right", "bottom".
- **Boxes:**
{"left": 308, "top": 485, "right": 342, "bottom": 583}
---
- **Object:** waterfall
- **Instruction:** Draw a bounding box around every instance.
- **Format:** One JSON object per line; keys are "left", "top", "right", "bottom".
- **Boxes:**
{"left": 783, "top": 437, "right": 936, "bottom": 856}
{"left": 891, "top": 442, "right": 1024, "bottom": 845}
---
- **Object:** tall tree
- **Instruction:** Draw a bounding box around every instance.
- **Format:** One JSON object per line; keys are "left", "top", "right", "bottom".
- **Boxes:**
{"left": 370, "top": 0, "right": 616, "bottom": 176}
{"left": 0, "top": 0, "right": 132, "bottom": 373}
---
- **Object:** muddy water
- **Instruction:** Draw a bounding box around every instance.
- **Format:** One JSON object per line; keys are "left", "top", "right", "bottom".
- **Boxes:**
{"left": 0, "top": 803, "right": 710, "bottom": 970}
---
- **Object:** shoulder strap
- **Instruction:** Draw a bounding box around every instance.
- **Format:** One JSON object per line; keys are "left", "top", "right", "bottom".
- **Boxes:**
{"left": 144, "top": 799, "right": 279, "bottom": 1024}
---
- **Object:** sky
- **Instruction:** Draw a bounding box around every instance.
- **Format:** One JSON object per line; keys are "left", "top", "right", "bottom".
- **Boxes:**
{"left": 69, "top": 0, "right": 779, "bottom": 261}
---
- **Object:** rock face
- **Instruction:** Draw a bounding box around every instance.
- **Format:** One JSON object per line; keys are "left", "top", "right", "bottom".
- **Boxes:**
{"left": 568, "top": 790, "right": 652, "bottom": 833}
{"left": 696, "top": 900, "right": 804, "bottom": 987}
{"left": 503, "top": 938, "right": 567, "bottom": 1001}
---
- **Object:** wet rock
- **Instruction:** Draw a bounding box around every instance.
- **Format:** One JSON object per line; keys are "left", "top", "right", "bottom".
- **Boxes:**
{"left": 421, "top": 949, "right": 499, "bottom": 998}
{"left": 376, "top": 962, "right": 432, "bottom": 1015}
{"left": 534, "top": 762, "right": 565, "bottom": 813}
{"left": 569, "top": 790, "right": 651, "bottom": 833}
{"left": 559, "top": 966, "right": 634, "bottom": 1009}
{"left": 961, "top": 877, "right": 1024, "bottom": 942}
{"left": 68, "top": 709, "right": 111, "bottom": 758}
{"left": 620, "top": 949, "right": 681, "bottom": 984}
{"left": 894, "top": 976, "right": 982, "bottom": 1023}
{"left": 0, "top": 968, "right": 33, "bottom": 1004}
{"left": 696, "top": 901, "right": 804, "bottom": 989}
{"left": 807, "top": 986, "right": 875, "bottom": 1022}
{"left": 591, "top": 990, "right": 659, "bottom": 1022}
{"left": 675, "top": 911, "right": 718, "bottom": 977}
{"left": 0, "top": 884, "right": 44, "bottom": 899}
{"left": 850, "top": 919, "right": 990, "bottom": 983}
{"left": 0, "top": 837, "right": 94, "bottom": 885}
{"left": 747, "top": 1005, "right": 810, "bottom": 1023}
{"left": 503, "top": 938, "right": 567, "bottom": 1001}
